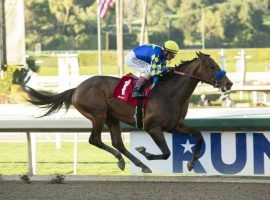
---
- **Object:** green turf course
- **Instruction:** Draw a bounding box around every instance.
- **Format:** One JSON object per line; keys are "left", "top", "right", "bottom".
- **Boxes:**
{"left": 0, "top": 142, "right": 130, "bottom": 175}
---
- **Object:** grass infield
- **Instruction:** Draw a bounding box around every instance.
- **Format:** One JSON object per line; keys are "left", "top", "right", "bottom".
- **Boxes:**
{"left": 0, "top": 142, "right": 131, "bottom": 175}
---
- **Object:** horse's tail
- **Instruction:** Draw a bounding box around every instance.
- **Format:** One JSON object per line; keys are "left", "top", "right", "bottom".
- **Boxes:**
{"left": 24, "top": 86, "right": 75, "bottom": 117}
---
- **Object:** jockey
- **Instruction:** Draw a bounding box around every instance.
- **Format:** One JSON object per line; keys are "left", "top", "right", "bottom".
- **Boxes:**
{"left": 125, "top": 40, "right": 179, "bottom": 98}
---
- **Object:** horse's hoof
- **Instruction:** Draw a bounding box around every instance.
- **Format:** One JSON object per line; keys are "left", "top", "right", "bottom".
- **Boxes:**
{"left": 142, "top": 166, "right": 152, "bottom": 173}
{"left": 118, "top": 159, "right": 125, "bottom": 171}
{"left": 187, "top": 161, "right": 194, "bottom": 171}
{"left": 136, "top": 146, "right": 146, "bottom": 154}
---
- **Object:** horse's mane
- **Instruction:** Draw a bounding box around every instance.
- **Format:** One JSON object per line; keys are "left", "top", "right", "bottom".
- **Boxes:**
{"left": 175, "top": 52, "right": 210, "bottom": 72}
{"left": 157, "top": 57, "right": 198, "bottom": 82}
{"left": 175, "top": 57, "right": 197, "bottom": 72}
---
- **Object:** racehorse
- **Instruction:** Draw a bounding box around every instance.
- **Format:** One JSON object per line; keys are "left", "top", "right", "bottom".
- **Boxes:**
{"left": 25, "top": 52, "right": 233, "bottom": 173}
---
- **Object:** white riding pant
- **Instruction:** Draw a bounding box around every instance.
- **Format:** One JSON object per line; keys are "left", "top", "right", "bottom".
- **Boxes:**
{"left": 125, "top": 51, "right": 151, "bottom": 79}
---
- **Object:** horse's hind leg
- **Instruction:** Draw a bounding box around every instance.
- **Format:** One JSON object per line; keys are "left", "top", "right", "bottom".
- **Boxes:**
{"left": 106, "top": 117, "right": 152, "bottom": 173}
{"left": 87, "top": 113, "right": 124, "bottom": 170}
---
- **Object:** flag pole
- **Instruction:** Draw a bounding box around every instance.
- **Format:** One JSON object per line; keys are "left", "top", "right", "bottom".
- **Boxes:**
{"left": 116, "top": 0, "right": 123, "bottom": 77}
{"left": 140, "top": 0, "right": 148, "bottom": 45}
{"left": 0, "top": 0, "right": 7, "bottom": 73}
{"left": 97, "top": 0, "right": 102, "bottom": 75}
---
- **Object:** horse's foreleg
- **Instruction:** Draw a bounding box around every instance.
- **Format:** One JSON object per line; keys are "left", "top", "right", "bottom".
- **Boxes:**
{"left": 175, "top": 123, "right": 203, "bottom": 171}
{"left": 136, "top": 127, "right": 171, "bottom": 160}
{"left": 106, "top": 118, "right": 152, "bottom": 173}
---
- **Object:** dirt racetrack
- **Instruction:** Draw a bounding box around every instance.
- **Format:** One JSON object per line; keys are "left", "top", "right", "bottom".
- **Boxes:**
{"left": 1, "top": 176, "right": 270, "bottom": 200}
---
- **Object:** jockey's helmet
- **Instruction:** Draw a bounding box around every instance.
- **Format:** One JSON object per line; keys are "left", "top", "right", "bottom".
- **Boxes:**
{"left": 164, "top": 40, "right": 179, "bottom": 54}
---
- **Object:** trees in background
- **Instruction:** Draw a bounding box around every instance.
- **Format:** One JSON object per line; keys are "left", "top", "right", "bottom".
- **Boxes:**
{"left": 25, "top": 0, "right": 270, "bottom": 50}
{"left": 25, "top": 0, "right": 97, "bottom": 50}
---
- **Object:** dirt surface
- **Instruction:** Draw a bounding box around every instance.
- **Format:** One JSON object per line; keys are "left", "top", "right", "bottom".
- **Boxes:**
{"left": 0, "top": 181, "right": 269, "bottom": 200}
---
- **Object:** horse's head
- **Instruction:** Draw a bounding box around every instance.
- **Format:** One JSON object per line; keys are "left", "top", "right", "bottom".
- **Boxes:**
{"left": 196, "top": 51, "right": 233, "bottom": 92}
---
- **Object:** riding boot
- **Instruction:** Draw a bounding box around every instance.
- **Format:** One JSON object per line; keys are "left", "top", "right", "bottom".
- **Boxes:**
{"left": 132, "top": 76, "right": 148, "bottom": 98}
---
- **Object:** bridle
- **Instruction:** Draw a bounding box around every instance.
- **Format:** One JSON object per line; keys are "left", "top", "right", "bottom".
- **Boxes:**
{"left": 173, "top": 59, "right": 226, "bottom": 88}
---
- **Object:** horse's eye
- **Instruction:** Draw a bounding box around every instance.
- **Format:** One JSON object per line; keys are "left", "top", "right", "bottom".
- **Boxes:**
{"left": 210, "top": 66, "right": 215, "bottom": 70}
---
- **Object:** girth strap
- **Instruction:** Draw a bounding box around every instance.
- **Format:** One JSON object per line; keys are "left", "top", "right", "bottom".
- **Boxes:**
{"left": 135, "top": 98, "right": 144, "bottom": 129}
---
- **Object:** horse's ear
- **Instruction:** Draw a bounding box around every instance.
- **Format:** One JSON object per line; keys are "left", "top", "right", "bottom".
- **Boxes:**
{"left": 196, "top": 51, "right": 203, "bottom": 60}
{"left": 199, "top": 51, "right": 210, "bottom": 57}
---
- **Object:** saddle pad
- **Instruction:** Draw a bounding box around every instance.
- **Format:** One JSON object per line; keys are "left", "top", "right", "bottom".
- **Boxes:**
{"left": 112, "top": 74, "right": 149, "bottom": 107}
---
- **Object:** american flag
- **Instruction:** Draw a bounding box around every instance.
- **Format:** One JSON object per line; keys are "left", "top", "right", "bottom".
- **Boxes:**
{"left": 98, "top": 0, "right": 115, "bottom": 18}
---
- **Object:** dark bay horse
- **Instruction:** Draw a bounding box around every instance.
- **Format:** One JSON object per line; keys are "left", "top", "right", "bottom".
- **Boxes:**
{"left": 25, "top": 52, "right": 233, "bottom": 173}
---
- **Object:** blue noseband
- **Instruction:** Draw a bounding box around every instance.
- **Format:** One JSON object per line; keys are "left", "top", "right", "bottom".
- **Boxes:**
{"left": 215, "top": 70, "right": 226, "bottom": 80}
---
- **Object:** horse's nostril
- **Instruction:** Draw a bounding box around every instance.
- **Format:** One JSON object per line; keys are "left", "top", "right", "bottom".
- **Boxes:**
{"left": 226, "top": 82, "right": 233, "bottom": 90}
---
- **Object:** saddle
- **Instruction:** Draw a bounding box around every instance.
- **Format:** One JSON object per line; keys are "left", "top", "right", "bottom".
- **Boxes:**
{"left": 112, "top": 73, "right": 151, "bottom": 129}
{"left": 112, "top": 73, "right": 151, "bottom": 107}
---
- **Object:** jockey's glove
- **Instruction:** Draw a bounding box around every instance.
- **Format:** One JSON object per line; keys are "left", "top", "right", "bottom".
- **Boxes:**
{"left": 161, "top": 68, "right": 168, "bottom": 74}
{"left": 153, "top": 75, "right": 159, "bottom": 85}
{"left": 168, "top": 67, "right": 176, "bottom": 72}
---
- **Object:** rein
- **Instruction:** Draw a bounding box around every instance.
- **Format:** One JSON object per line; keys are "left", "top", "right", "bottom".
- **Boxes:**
{"left": 172, "top": 60, "right": 226, "bottom": 88}
{"left": 173, "top": 70, "right": 214, "bottom": 85}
